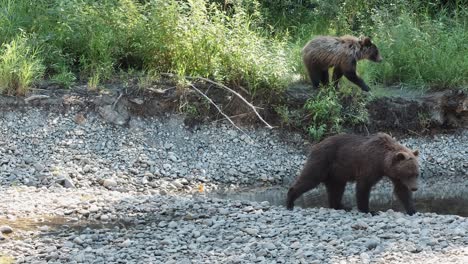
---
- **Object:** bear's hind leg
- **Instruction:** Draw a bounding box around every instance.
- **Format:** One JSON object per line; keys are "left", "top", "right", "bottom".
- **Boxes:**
{"left": 332, "top": 67, "right": 343, "bottom": 90}
{"left": 304, "top": 61, "right": 322, "bottom": 89}
{"left": 321, "top": 70, "right": 330, "bottom": 87}
{"left": 325, "top": 181, "right": 348, "bottom": 210}
{"left": 286, "top": 179, "right": 320, "bottom": 210}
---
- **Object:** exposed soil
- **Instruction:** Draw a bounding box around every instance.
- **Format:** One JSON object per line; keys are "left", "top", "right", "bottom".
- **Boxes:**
{"left": 1, "top": 80, "right": 467, "bottom": 139}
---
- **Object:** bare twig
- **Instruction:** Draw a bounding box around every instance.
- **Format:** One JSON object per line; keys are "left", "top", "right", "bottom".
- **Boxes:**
{"left": 189, "top": 83, "right": 252, "bottom": 141}
{"left": 161, "top": 73, "right": 273, "bottom": 129}
{"left": 112, "top": 93, "right": 123, "bottom": 109}
{"left": 196, "top": 76, "right": 273, "bottom": 129}
{"left": 146, "top": 87, "right": 176, "bottom": 94}
{"left": 407, "top": 129, "right": 422, "bottom": 137}
{"left": 364, "top": 124, "right": 370, "bottom": 136}
{"left": 211, "top": 113, "right": 251, "bottom": 123}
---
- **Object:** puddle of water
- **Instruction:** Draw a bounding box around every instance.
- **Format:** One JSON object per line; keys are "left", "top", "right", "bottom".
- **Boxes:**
{"left": 212, "top": 186, "right": 468, "bottom": 217}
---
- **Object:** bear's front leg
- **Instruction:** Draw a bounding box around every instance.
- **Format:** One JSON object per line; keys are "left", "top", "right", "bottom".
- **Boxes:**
{"left": 393, "top": 180, "right": 417, "bottom": 215}
{"left": 356, "top": 182, "right": 372, "bottom": 213}
{"left": 344, "top": 71, "right": 370, "bottom": 92}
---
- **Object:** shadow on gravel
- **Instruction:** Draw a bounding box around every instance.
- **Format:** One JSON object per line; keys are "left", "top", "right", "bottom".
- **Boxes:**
{"left": 212, "top": 186, "right": 468, "bottom": 217}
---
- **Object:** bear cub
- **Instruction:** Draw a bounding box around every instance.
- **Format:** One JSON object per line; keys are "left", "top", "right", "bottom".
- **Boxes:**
{"left": 302, "top": 35, "right": 382, "bottom": 92}
{"left": 287, "top": 133, "right": 420, "bottom": 215}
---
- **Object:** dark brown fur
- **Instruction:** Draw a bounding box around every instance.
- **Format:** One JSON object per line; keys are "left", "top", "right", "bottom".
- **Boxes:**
{"left": 302, "top": 35, "right": 382, "bottom": 92}
{"left": 286, "top": 133, "right": 420, "bottom": 215}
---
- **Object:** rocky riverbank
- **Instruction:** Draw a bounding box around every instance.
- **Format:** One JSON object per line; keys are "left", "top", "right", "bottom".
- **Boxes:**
{"left": 1, "top": 106, "right": 467, "bottom": 263}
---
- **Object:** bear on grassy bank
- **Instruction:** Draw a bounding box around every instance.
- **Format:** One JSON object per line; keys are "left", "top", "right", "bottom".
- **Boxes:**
{"left": 286, "top": 133, "right": 420, "bottom": 215}
{"left": 302, "top": 35, "right": 382, "bottom": 92}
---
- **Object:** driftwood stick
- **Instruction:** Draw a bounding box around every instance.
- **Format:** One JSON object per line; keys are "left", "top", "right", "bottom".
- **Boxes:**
{"left": 196, "top": 76, "right": 273, "bottom": 129}
{"left": 24, "top": 94, "right": 50, "bottom": 103}
{"left": 161, "top": 73, "right": 273, "bottom": 129}
{"left": 188, "top": 83, "right": 253, "bottom": 141}
{"left": 112, "top": 92, "right": 123, "bottom": 109}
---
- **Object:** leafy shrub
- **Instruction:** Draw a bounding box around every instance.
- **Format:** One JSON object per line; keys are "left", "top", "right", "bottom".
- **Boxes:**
{"left": 304, "top": 89, "right": 343, "bottom": 141}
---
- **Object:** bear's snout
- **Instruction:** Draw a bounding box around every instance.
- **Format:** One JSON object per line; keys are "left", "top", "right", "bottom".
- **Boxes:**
{"left": 401, "top": 177, "right": 419, "bottom": 192}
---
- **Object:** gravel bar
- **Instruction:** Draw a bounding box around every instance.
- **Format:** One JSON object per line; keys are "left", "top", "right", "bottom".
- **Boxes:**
{"left": 0, "top": 108, "right": 467, "bottom": 263}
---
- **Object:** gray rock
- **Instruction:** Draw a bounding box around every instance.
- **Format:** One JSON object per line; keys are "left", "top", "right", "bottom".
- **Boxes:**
{"left": 244, "top": 228, "right": 259, "bottom": 236}
{"left": 168, "top": 221, "right": 178, "bottom": 229}
{"left": 39, "top": 225, "right": 50, "bottom": 232}
{"left": 73, "top": 237, "right": 84, "bottom": 245}
{"left": 365, "top": 237, "right": 380, "bottom": 250}
{"left": 360, "top": 252, "right": 371, "bottom": 264}
{"left": 98, "top": 105, "right": 129, "bottom": 126}
{"left": 101, "top": 178, "right": 117, "bottom": 188}
{"left": 290, "top": 241, "right": 301, "bottom": 249}
{"left": 120, "top": 239, "right": 132, "bottom": 247}
{"left": 262, "top": 242, "right": 276, "bottom": 250}
{"left": 0, "top": 226, "right": 13, "bottom": 234}
{"left": 56, "top": 176, "right": 75, "bottom": 188}
{"left": 218, "top": 208, "right": 229, "bottom": 215}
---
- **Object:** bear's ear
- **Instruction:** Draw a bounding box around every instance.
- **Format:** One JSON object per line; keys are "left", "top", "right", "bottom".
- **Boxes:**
{"left": 360, "top": 37, "right": 372, "bottom": 47}
{"left": 413, "top": 150, "right": 419, "bottom": 157}
{"left": 394, "top": 152, "right": 407, "bottom": 163}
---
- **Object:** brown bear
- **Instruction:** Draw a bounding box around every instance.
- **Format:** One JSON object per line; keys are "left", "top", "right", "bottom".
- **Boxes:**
{"left": 286, "top": 133, "right": 420, "bottom": 215}
{"left": 302, "top": 35, "right": 382, "bottom": 92}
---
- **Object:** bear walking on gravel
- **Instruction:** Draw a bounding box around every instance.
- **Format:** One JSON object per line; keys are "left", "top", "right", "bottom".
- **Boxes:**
{"left": 286, "top": 133, "right": 420, "bottom": 215}
{"left": 302, "top": 35, "right": 382, "bottom": 92}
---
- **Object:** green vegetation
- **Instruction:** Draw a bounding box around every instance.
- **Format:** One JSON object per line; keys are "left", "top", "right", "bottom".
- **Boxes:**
{"left": 0, "top": 0, "right": 293, "bottom": 95}
{"left": 290, "top": 87, "right": 369, "bottom": 141}
{"left": 1, "top": 0, "right": 465, "bottom": 96}
{"left": 304, "top": 89, "right": 343, "bottom": 141}
{"left": 0, "top": 34, "right": 44, "bottom": 95}
{"left": 0, "top": 0, "right": 466, "bottom": 138}
{"left": 282, "top": 0, "right": 468, "bottom": 91}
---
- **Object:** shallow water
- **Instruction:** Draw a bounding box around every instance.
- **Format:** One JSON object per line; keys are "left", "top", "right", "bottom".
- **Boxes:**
{"left": 212, "top": 186, "right": 468, "bottom": 217}
{"left": 0, "top": 215, "right": 134, "bottom": 240}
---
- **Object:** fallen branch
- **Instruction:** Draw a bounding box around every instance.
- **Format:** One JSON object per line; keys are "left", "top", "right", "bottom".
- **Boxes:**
{"left": 161, "top": 73, "right": 273, "bottom": 129}
{"left": 24, "top": 94, "right": 50, "bottom": 103}
{"left": 188, "top": 83, "right": 252, "bottom": 141}
{"left": 196, "top": 77, "right": 273, "bottom": 129}
{"left": 112, "top": 92, "right": 123, "bottom": 110}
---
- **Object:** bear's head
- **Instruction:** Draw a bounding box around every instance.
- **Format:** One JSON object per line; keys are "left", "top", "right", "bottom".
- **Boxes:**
{"left": 387, "top": 150, "right": 420, "bottom": 191}
{"left": 360, "top": 37, "right": 383, "bottom": 63}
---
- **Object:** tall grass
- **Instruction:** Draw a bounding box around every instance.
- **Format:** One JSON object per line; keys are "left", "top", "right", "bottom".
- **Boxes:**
{"left": 0, "top": 0, "right": 294, "bottom": 95}
{"left": 289, "top": 1, "right": 468, "bottom": 90}
{"left": 139, "top": 0, "right": 293, "bottom": 95}
{"left": 367, "top": 13, "right": 468, "bottom": 89}
{"left": 0, "top": 0, "right": 465, "bottom": 96}
{"left": 0, "top": 35, "right": 45, "bottom": 95}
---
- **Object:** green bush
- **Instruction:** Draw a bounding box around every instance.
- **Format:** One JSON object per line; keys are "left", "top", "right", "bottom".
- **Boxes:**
{"left": 0, "top": 35, "right": 45, "bottom": 95}
{"left": 304, "top": 89, "right": 343, "bottom": 141}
